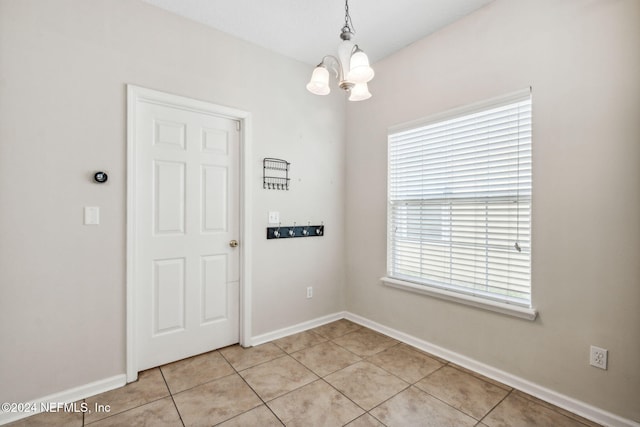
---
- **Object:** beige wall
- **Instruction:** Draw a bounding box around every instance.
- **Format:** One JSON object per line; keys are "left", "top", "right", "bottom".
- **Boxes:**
{"left": 2, "top": 0, "right": 639, "bottom": 422}
{"left": 345, "top": 0, "right": 640, "bottom": 421}
{"left": 0, "top": 0, "right": 346, "bottom": 403}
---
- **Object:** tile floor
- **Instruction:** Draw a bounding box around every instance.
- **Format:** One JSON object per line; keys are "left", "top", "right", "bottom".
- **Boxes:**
{"left": 9, "top": 320, "right": 602, "bottom": 427}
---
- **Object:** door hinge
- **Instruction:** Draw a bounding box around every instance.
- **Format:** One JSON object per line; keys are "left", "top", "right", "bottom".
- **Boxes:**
{"left": 236, "top": 121, "right": 241, "bottom": 131}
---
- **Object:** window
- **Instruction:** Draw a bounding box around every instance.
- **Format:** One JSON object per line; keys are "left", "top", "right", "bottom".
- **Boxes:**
{"left": 384, "top": 90, "right": 534, "bottom": 317}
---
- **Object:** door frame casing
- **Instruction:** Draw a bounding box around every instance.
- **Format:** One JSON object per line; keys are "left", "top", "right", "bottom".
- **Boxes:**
{"left": 125, "top": 85, "right": 252, "bottom": 382}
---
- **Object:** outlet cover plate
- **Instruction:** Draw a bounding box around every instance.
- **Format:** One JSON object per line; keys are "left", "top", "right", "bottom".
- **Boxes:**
{"left": 590, "top": 345, "right": 608, "bottom": 370}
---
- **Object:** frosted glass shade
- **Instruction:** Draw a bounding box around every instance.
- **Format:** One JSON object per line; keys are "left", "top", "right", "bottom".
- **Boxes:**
{"left": 349, "top": 49, "right": 375, "bottom": 83}
{"left": 349, "top": 83, "right": 372, "bottom": 101}
{"left": 306, "top": 66, "right": 331, "bottom": 95}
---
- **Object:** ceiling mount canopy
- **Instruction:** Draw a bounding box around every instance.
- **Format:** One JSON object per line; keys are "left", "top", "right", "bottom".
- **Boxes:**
{"left": 306, "top": 0, "right": 374, "bottom": 101}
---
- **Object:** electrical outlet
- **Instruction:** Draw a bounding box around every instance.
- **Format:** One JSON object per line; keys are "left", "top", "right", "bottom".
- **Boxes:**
{"left": 590, "top": 345, "right": 608, "bottom": 370}
{"left": 306, "top": 286, "right": 313, "bottom": 299}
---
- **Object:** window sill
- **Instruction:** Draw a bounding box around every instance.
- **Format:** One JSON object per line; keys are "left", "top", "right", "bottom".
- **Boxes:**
{"left": 380, "top": 276, "right": 538, "bottom": 321}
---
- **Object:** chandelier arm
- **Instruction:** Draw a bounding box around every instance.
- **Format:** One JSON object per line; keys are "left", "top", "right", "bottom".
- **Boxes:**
{"left": 320, "top": 55, "right": 344, "bottom": 82}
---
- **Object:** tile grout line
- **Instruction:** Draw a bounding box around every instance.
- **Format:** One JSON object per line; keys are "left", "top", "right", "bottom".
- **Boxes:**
{"left": 271, "top": 329, "right": 329, "bottom": 354}
{"left": 346, "top": 326, "right": 602, "bottom": 425}
{"left": 82, "top": 396, "right": 171, "bottom": 425}
{"left": 237, "top": 333, "right": 369, "bottom": 425}
{"left": 277, "top": 331, "right": 596, "bottom": 427}
{"left": 225, "top": 350, "right": 290, "bottom": 373}
{"left": 217, "top": 348, "right": 286, "bottom": 426}
{"left": 490, "top": 390, "right": 598, "bottom": 427}
{"left": 411, "top": 363, "right": 508, "bottom": 423}
{"left": 346, "top": 353, "right": 426, "bottom": 425}
{"left": 250, "top": 353, "right": 323, "bottom": 419}
{"left": 164, "top": 371, "right": 239, "bottom": 396}
{"left": 317, "top": 376, "right": 372, "bottom": 422}
{"left": 158, "top": 367, "right": 186, "bottom": 427}
{"left": 82, "top": 380, "right": 170, "bottom": 426}
{"left": 328, "top": 335, "right": 375, "bottom": 359}
{"left": 273, "top": 335, "right": 368, "bottom": 421}
{"left": 155, "top": 321, "right": 598, "bottom": 427}
{"left": 478, "top": 386, "right": 514, "bottom": 425}
{"left": 318, "top": 336, "right": 406, "bottom": 426}
{"left": 281, "top": 326, "right": 418, "bottom": 425}
{"left": 340, "top": 336, "right": 544, "bottom": 425}
{"left": 356, "top": 352, "right": 445, "bottom": 427}
{"left": 36, "top": 320, "right": 599, "bottom": 427}
{"left": 510, "top": 391, "right": 599, "bottom": 427}
{"left": 322, "top": 334, "right": 506, "bottom": 426}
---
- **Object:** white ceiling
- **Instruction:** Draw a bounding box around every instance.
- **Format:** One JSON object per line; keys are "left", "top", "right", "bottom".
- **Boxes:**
{"left": 141, "top": 0, "right": 494, "bottom": 65}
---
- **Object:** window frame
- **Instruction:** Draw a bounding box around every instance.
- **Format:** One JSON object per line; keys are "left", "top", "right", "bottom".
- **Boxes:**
{"left": 381, "top": 89, "right": 537, "bottom": 321}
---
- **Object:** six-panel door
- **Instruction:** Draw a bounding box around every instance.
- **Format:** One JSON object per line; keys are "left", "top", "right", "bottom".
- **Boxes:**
{"left": 134, "top": 99, "right": 240, "bottom": 370}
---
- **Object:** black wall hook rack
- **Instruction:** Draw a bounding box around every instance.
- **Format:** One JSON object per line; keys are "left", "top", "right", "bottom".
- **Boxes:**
{"left": 267, "top": 224, "right": 324, "bottom": 240}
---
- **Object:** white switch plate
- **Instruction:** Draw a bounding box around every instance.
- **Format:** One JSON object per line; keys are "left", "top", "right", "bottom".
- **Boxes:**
{"left": 268, "top": 211, "right": 280, "bottom": 224}
{"left": 84, "top": 206, "right": 100, "bottom": 225}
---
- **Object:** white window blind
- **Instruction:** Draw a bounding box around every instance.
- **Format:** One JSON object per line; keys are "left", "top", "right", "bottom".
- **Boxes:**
{"left": 387, "top": 90, "right": 532, "bottom": 307}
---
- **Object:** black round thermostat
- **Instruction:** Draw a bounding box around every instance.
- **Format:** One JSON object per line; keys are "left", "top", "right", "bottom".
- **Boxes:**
{"left": 94, "top": 171, "right": 108, "bottom": 183}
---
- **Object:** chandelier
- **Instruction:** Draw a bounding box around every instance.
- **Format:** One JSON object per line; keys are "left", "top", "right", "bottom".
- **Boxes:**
{"left": 306, "top": 0, "right": 375, "bottom": 101}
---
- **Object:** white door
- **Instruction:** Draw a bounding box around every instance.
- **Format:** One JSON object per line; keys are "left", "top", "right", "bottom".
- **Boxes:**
{"left": 132, "top": 91, "right": 240, "bottom": 371}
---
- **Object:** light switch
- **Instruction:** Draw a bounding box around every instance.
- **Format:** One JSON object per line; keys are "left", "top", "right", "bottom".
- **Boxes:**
{"left": 84, "top": 206, "right": 100, "bottom": 225}
{"left": 268, "top": 211, "right": 279, "bottom": 224}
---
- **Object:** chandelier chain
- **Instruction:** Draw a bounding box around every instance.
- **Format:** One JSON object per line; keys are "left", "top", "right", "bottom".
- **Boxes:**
{"left": 343, "top": 0, "right": 356, "bottom": 34}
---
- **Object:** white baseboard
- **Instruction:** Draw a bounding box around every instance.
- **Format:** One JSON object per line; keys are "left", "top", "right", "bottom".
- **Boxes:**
{"left": 344, "top": 312, "right": 639, "bottom": 427}
{"left": 250, "top": 311, "right": 346, "bottom": 346}
{"left": 0, "top": 374, "right": 126, "bottom": 426}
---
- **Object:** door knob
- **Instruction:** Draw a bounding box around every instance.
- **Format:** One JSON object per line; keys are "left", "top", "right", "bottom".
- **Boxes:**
{"left": 229, "top": 240, "right": 239, "bottom": 248}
